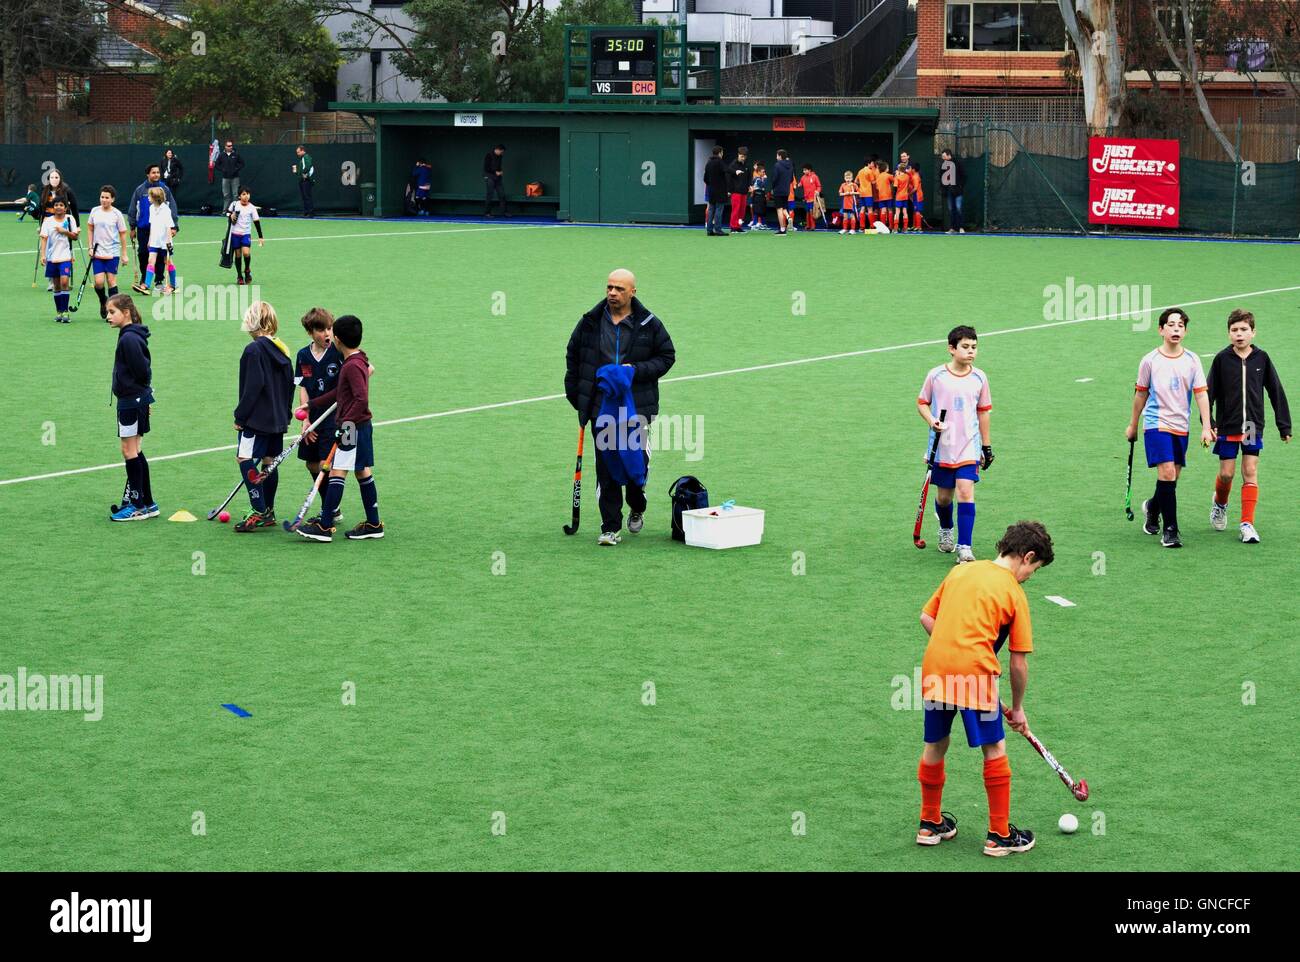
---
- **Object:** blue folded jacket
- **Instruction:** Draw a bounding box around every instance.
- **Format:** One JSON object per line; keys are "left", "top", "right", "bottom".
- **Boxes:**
{"left": 594, "top": 363, "right": 648, "bottom": 487}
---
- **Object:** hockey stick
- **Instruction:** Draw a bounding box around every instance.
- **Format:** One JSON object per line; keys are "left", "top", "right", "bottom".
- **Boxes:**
{"left": 206, "top": 403, "right": 337, "bottom": 520}
{"left": 32, "top": 234, "right": 41, "bottom": 287}
{"left": 562, "top": 423, "right": 585, "bottom": 535}
{"left": 1124, "top": 438, "right": 1135, "bottom": 521}
{"left": 912, "top": 408, "right": 948, "bottom": 549}
{"left": 69, "top": 242, "right": 100, "bottom": 313}
{"left": 283, "top": 442, "right": 337, "bottom": 532}
{"left": 1001, "top": 703, "right": 1090, "bottom": 802}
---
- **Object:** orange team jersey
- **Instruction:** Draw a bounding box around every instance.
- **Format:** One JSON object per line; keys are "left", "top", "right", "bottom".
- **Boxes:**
{"left": 788, "top": 180, "right": 796, "bottom": 202}
{"left": 856, "top": 167, "right": 875, "bottom": 201}
{"left": 909, "top": 168, "right": 923, "bottom": 202}
{"left": 874, "top": 169, "right": 893, "bottom": 200}
{"left": 893, "top": 171, "right": 911, "bottom": 200}
{"left": 921, "top": 560, "right": 1033, "bottom": 712}
{"left": 838, "top": 182, "right": 858, "bottom": 209}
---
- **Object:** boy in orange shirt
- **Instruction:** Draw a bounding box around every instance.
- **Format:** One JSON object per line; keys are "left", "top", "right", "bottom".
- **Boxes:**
{"left": 874, "top": 161, "right": 894, "bottom": 231}
{"left": 908, "top": 164, "right": 924, "bottom": 232}
{"left": 855, "top": 159, "right": 876, "bottom": 230}
{"left": 893, "top": 162, "right": 912, "bottom": 232}
{"left": 915, "top": 520, "right": 1054, "bottom": 857}
{"left": 838, "top": 171, "right": 859, "bottom": 234}
{"left": 799, "top": 165, "right": 821, "bottom": 231}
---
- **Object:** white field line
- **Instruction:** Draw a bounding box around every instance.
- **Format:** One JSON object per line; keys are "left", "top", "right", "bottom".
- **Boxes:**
{"left": 0, "top": 223, "right": 562, "bottom": 257}
{"left": 3, "top": 283, "right": 1298, "bottom": 487}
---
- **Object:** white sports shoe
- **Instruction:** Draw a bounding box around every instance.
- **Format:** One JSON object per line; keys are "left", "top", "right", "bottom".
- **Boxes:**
{"left": 956, "top": 545, "right": 976, "bottom": 564}
{"left": 1210, "top": 501, "right": 1228, "bottom": 531}
{"left": 1239, "top": 522, "right": 1260, "bottom": 544}
{"left": 937, "top": 528, "right": 956, "bottom": 553}
{"left": 597, "top": 530, "right": 621, "bottom": 546}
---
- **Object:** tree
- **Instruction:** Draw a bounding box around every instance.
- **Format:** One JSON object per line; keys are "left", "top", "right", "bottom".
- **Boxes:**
{"left": 1144, "top": 0, "right": 1236, "bottom": 160}
{"left": 0, "top": 1, "right": 102, "bottom": 143}
{"left": 1056, "top": 0, "right": 1126, "bottom": 132}
{"left": 342, "top": 0, "right": 631, "bottom": 103}
{"left": 151, "top": 0, "right": 340, "bottom": 133}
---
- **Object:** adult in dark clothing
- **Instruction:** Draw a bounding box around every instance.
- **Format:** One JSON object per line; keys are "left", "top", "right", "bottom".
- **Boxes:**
{"left": 939, "top": 149, "right": 967, "bottom": 233}
{"left": 293, "top": 145, "right": 316, "bottom": 217}
{"left": 214, "top": 140, "right": 245, "bottom": 211}
{"left": 38, "top": 169, "right": 81, "bottom": 291}
{"left": 727, "top": 147, "right": 751, "bottom": 233}
{"left": 483, "top": 144, "right": 506, "bottom": 217}
{"left": 407, "top": 158, "right": 432, "bottom": 215}
{"left": 565, "top": 268, "right": 676, "bottom": 545}
{"left": 126, "top": 164, "right": 179, "bottom": 285}
{"left": 161, "top": 149, "right": 184, "bottom": 200}
{"left": 703, "top": 146, "right": 729, "bottom": 236}
{"left": 770, "top": 149, "right": 795, "bottom": 235}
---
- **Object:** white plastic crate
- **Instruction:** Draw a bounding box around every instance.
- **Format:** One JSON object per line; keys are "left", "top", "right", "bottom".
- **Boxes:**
{"left": 682, "top": 506, "right": 765, "bottom": 550}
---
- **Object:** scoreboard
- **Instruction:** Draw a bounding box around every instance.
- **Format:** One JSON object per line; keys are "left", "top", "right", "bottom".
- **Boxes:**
{"left": 589, "top": 28, "right": 660, "bottom": 97}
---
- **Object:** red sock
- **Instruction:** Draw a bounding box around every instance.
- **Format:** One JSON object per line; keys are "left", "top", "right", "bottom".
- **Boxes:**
{"left": 1214, "top": 475, "right": 1233, "bottom": 506}
{"left": 918, "top": 759, "right": 945, "bottom": 824}
{"left": 1241, "top": 482, "right": 1258, "bottom": 523}
{"left": 984, "top": 754, "right": 1011, "bottom": 837}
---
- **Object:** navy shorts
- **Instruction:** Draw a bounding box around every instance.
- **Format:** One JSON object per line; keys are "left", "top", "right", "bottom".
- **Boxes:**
{"left": 231, "top": 233, "right": 251, "bottom": 250}
{"left": 931, "top": 463, "right": 979, "bottom": 488}
{"left": 93, "top": 256, "right": 120, "bottom": 275}
{"left": 923, "top": 701, "right": 1005, "bottom": 747}
{"left": 1144, "top": 428, "right": 1188, "bottom": 467}
{"left": 237, "top": 430, "right": 283, "bottom": 461}
{"left": 297, "top": 415, "right": 338, "bottom": 463}
{"left": 45, "top": 261, "right": 73, "bottom": 279}
{"left": 1213, "top": 435, "right": 1263, "bottom": 459}
{"left": 332, "top": 419, "right": 374, "bottom": 472}
{"left": 117, "top": 406, "right": 150, "bottom": 439}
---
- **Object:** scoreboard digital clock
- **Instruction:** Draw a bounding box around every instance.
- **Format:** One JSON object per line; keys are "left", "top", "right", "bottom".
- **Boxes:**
{"left": 589, "top": 28, "right": 659, "bottom": 96}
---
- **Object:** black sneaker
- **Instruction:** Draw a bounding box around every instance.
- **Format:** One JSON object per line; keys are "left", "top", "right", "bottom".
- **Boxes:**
{"left": 344, "top": 521, "right": 385, "bottom": 540}
{"left": 297, "top": 518, "right": 334, "bottom": 542}
{"left": 1141, "top": 498, "right": 1160, "bottom": 535}
{"left": 916, "top": 811, "right": 958, "bottom": 846}
{"left": 1161, "top": 526, "right": 1182, "bottom": 548}
{"left": 234, "top": 510, "right": 276, "bottom": 532}
{"left": 983, "top": 824, "right": 1035, "bottom": 857}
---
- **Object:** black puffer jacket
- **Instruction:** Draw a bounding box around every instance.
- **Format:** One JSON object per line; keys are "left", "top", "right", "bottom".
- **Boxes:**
{"left": 565, "top": 297, "right": 675, "bottom": 426}
{"left": 1206, "top": 345, "right": 1291, "bottom": 438}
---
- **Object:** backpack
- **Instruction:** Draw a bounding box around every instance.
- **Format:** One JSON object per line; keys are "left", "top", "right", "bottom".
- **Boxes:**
{"left": 669, "top": 476, "right": 709, "bottom": 542}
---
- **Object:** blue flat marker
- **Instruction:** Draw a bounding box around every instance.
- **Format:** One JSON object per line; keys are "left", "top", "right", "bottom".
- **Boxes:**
{"left": 221, "top": 704, "right": 251, "bottom": 718}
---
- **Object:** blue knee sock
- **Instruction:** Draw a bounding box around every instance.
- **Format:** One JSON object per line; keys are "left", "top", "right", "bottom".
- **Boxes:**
{"left": 144, "top": 267, "right": 154, "bottom": 288}
{"left": 54, "top": 290, "right": 69, "bottom": 313}
{"left": 957, "top": 502, "right": 975, "bottom": 546}
{"left": 240, "top": 459, "right": 264, "bottom": 512}
{"left": 935, "top": 500, "right": 954, "bottom": 530}
{"left": 358, "top": 474, "right": 380, "bottom": 525}
{"left": 262, "top": 469, "right": 278, "bottom": 512}
{"left": 322, "top": 476, "right": 345, "bottom": 525}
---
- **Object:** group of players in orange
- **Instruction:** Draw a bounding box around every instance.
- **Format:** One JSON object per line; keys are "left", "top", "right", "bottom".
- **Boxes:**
{"left": 834, "top": 150, "right": 926, "bottom": 234}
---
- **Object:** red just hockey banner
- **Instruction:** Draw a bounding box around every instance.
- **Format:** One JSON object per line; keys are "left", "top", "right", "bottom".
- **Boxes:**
{"left": 1088, "top": 138, "right": 1180, "bottom": 228}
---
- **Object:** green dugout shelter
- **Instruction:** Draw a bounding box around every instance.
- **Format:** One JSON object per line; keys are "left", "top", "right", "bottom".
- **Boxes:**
{"left": 331, "top": 101, "right": 940, "bottom": 224}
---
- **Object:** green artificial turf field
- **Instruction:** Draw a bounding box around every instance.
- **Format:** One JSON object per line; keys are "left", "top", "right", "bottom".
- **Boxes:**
{"left": 1, "top": 214, "right": 1296, "bottom": 871}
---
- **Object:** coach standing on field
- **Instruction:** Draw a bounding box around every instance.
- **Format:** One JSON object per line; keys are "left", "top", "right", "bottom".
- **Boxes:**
{"left": 483, "top": 143, "right": 506, "bottom": 217}
{"left": 293, "top": 145, "right": 316, "bottom": 217}
{"left": 565, "top": 269, "right": 676, "bottom": 546}
{"left": 214, "top": 140, "right": 245, "bottom": 211}
{"left": 939, "top": 148, "right": 966, "bottom": 233}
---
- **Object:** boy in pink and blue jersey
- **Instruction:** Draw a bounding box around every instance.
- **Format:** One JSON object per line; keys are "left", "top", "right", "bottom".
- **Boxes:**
{"left": 917, "top": 325, "right": 994, "bottom": 563}
{"left": 1125, "top": 307, "right": 1214, "bottom": 548}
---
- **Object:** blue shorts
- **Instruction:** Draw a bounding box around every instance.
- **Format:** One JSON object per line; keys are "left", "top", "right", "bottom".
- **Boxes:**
{"left": 93, "top": 256, "right": 120, "bottom": 275}
{"left": 923, "top": 701, "right": 1005, "bottom": 747}
{"left": 1144, "top": 428, "right": 1188, "bottom": 467}
{"left": 237, "top": 430, "right": 284, "bottom": 462}
{"left": 297, "top": 414, "right": 338, "bottom": 463}
{"left": 930, "top": 463, "right": 979, "bottom": 488}
{"left": 231, "top": 233, "right": 251, "bottom": 250}
{"left": 332, "top": 419, "right": 374, "bottom": 472}
{"left": 913, "top": 199, "right": 924, "bottom": 213}
{"left": 1213, "top": 435, "right": 1263, "bottom": 459}
{"left": 45, "top": 260, "right": 73, "bottom": 279}
{"left": 786, "top": 201, "right": 796, "bottom": 211}
{"left": 117, "top": 406, "right": 150, "bottom": 439}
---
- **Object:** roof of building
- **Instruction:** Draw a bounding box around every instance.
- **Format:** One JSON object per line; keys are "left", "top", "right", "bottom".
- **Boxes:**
{"left": 97, "top": 33, "right": 159, "bottom": 68}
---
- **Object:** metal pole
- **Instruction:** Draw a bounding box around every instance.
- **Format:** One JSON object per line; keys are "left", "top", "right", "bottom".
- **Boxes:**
{"left": 1229, "top": 116, "right": 1242, "bottom": 238}
{"left": 982, "top": 118, "right": 989, "bottom": 231}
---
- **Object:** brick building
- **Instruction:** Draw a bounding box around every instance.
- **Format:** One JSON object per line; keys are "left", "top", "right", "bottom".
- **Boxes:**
{"left": 916, "top": 0, "right": 1292, "bottom": 98}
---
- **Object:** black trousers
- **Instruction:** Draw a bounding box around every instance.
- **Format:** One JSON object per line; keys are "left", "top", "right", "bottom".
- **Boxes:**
{"left": 592, "top": 423, "right": 648, "bottom": 534}
{"left": 484, "top": 176, "right": 506, "bottom": 214}
{"left": 299, "top": 179, "right": 314, "bottom": 216}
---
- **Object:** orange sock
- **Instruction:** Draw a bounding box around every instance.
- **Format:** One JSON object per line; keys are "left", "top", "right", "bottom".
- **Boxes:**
{"left": 983, "top": 754, "right": 1011, "bottom": 837}
{"left": 917, "top": 759, "right": 945, "bottom": 824}
{"left": 1214, "top": 475, "right": 1233, "bottom": 506}
{"left": 1241, "top": 482, "right": 1258, "bottom": 523}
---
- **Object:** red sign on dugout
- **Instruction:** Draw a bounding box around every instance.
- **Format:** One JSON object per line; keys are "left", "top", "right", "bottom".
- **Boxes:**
{"left": 1088, "top": 137, "right": 1180, "bottom": 228}
{"left": 632, "top": 81, "right": 656, "bottom": 95}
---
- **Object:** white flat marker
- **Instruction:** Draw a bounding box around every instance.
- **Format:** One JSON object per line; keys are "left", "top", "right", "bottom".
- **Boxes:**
{"left": 1075, "top": 377, "right": 1094, "bottom": 383}
{"left": 1045, "top": 595, "right": 1076, "bottom": 608}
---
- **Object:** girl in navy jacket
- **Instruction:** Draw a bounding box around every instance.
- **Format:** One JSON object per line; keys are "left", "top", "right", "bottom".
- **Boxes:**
{"left": 232, "top": 300, "right": 294, "bottom": 530}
